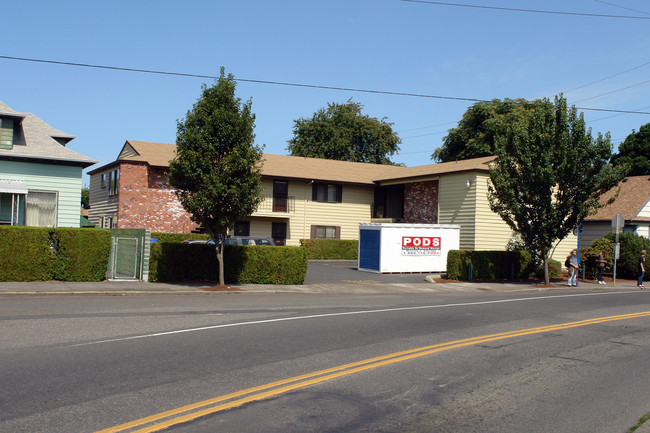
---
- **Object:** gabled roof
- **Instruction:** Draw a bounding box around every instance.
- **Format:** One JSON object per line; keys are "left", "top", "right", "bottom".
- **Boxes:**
{"left": 0, "top": 101, "right": 96, "bottom": 167}
{"left": 585, "top": 175, "right": 650, "bottom": 222}
{"left": 376, "top": 156, "right": 495, "bottom": 183}
{"left": 88, "top": 140, "right": 494, "bottom": 184}
{"left": 261, "top": 153, "right": 409, "bottom": 185}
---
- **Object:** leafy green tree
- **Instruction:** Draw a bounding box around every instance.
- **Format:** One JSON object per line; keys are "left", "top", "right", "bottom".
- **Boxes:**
{"left": 287, "top": 99, "right": 401, "bottom": 164}
{"left": 433, "top": 98, "right": 538, "bottom": 162}
{"left": 611, "top": 123, "right": 650, "bottom": 175}
{"left": 168, "top": 68, "right": 264, "bottom": 286}
{"left": 81, "top": 185, "right": 90, "bottom": 208}
{"left": 487, "top": 95, "right": 625, "bottom": 284}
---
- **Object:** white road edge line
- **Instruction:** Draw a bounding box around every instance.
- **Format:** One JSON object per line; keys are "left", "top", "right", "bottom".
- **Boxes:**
{"left": 70, "top": 291, "right": 641, "bottom": 347}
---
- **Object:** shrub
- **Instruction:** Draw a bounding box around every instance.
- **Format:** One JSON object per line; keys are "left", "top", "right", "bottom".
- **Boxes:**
{"left": 582, "top": 237, "right": 614, "bottom": 279}
{"left": 534, "top": 259, "right": 562, "bottom": 280}
{"left": 299, "top": 239, "right": 358, "bottom": 260}
{"left": 0, "top": 226, "right": 53, "bottom": 281}
{"left": 446, "top": 250, "right": 533, "bottom": 281}
{"left": 50, "top": 228, "right": 112, "bottom": 281}
{"left": 604, "top": 232, "right": 650, "bottom": 279}
{"left": 149, "top": 243, "right": 308, "bottom": 284}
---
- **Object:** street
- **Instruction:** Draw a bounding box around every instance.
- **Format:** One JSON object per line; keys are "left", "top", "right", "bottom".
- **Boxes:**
{"left": 1, "top": 288, "right": 650, "bottom": 432}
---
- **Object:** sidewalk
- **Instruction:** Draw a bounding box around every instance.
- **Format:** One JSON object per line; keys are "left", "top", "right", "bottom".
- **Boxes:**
{"left": 0, "top": 278, "right": 642, "bottom": 296}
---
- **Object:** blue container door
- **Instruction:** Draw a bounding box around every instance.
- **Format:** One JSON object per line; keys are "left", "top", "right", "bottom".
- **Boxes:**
{"left": 359, "top": 229, "right": 380, "bottom": 271}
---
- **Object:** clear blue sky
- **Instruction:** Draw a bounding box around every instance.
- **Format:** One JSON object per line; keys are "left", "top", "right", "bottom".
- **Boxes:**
{"left": 3, "top": 0, "right": 650, "bottom": 184}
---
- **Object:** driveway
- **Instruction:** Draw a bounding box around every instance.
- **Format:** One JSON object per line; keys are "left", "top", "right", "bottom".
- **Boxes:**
{"left": 305, "top": 260, "right": 436, "bottom": 285}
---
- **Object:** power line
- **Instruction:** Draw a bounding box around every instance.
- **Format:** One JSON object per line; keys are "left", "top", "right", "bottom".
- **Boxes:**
{"left": 401, "top": 0, "right": 650, "bottom": 19}
{"left": 573, "top": 78, "right": 650, "bottom": 103}
{"left": 592, "top": 0, "right": 650, "bottom": 16}
{"left": 564, "top": 60, "right": 650, "bottom": 93}
{"left": 2, "top": 55, "right": 650, "bottom": 116}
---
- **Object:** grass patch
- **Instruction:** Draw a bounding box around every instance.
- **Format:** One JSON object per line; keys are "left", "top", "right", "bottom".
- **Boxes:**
{"left": 629, "top": 413, "right": 650, "bottom": 432}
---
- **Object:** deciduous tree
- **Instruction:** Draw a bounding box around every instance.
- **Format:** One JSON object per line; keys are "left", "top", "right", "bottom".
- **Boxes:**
{"left": 287, "top": 99, "right": 401, "bottom": 164}
{"left": 168, "top": 68, "right": 264, "bottom": 286}
{"left": 487, "top": 95, "right": 625, "bottom": 284}
{"left": 611, "top": 123, "right": 650, "bottom": 176}
{"left": 432, "top": 98, "right": 537, "bottom": 162}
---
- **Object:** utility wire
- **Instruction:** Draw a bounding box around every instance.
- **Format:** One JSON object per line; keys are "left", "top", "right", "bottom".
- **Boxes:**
{"left": 564, "top": 60, "right": 650, "bottom": 93}
{"left": 592, "top": 0, "right": 650, "bottom": 16}
{"left": 2, "top": 55, "right": 650, "bottom": 116}
{"left": 401, "top": 0, "right": 650, "bottom": 19}
{"left": 573, "top": 78, "right": 650, "bottom": 103}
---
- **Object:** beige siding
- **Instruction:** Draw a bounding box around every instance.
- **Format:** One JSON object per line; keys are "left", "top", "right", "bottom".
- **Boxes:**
{"left": 248, "top": 179, "right": 373, "bottom": 246}
{"left": 438, "top": 173, "right": 478, "bottom": 250}
{"left": 474, "top": 173, "right": 513, "bottom": 250}
{"left": 88, "top": 168, "right": 118, "bottom": 227}
{"left": 117, "top": 143, "right": 138, "bottom": 159}
{"left": 552, "top": 234, "right": 578, "bottom": 262}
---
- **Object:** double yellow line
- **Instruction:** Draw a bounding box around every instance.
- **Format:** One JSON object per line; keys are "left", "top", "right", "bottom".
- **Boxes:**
{"left": 96, "top": 310, "right": 650, "bottom": 433}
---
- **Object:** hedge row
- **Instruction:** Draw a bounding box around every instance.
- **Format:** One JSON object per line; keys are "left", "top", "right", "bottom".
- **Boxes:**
{"left": 447, "top": 250, "right": 534, "bottom": 281}
{"left": 149, "top": 242, "right": 308, "bottom": 284}
{"left": 299, "top": 239, "right": 358, "bottom": 260}
{"left": 0, "top": 226, "right": 111, "bottom": 282}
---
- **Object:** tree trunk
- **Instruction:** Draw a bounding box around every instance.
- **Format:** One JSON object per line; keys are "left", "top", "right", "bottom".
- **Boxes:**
{"left": 216, "top": 241, "right": 225, "bottom": 286}
{"left": 543, "top": 251, "right": 550, "bottom": 285}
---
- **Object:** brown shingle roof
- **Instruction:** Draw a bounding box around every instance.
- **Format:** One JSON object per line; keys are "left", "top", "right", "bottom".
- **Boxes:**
{"left": 92, "top": 140, "right": 494, "bottom": 185}
{"left": 585, "top": 175, "right": 650, "bottom": 222}
{"left": 376, "top": 156, "right": 495, "bottom": 182}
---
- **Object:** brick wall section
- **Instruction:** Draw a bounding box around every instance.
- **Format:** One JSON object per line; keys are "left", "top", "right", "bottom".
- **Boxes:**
{"left": 404, "top": 180, "right": 439, "bottom": 224}
{"left": 117, "top": 162, "right": 199, "bottom": 233}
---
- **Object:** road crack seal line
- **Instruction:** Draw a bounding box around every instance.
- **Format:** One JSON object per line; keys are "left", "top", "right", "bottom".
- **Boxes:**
{"left": 95, "top": 310, "right": 650, "bottom": 433}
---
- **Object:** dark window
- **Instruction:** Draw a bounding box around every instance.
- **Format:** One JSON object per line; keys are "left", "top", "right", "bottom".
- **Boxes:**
{"left": 234, "top": 221, "right": 250, "bottom": 236}
{"left": 272, "top": 222, "right": 287, "bottom": 246}
{"left": 273, "top": 180, "right": 288, "bottom": 212}
{"left": 373, "top": 185, "right": 404, "bottom": 218}
{"left": 310, "top": 225, "right": 341, "bottom": 239}
{"left": 108, "top": 169, "right": 119, "bottom": 196}
{"left": 312, "top": 183, "right": 342, "bottom": 203}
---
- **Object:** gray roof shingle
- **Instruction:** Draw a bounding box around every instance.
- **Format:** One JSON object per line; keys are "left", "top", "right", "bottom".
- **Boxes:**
{"left": 0, "top": 101, "right": 97, "bottom": 167}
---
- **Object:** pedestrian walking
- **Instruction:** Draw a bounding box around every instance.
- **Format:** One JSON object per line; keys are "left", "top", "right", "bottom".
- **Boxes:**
{"left": 597, "top": 249, "right": 607, "bottom": 285}
{"left": 638, "top": 249, "right": 646, "bottom": 289}
{"left": 567, "top": 249, "right": 579, "bottom": 286}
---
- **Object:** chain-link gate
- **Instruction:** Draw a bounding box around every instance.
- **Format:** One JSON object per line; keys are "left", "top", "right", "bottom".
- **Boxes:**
{"left": 111, "top": 237, "right": 139, "bottom": 279}
{"left": 108, "top": 229, "right": 151, "bottom": 281}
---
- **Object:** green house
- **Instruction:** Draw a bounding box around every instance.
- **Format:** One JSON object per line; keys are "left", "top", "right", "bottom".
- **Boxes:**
{"left": 0, "top": 101, "right": 97, "bottom": 227}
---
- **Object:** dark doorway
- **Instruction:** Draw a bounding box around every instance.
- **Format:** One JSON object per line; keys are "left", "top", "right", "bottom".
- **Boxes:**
{"left": 272, "top": 222, "right": 287, "bottom": 246}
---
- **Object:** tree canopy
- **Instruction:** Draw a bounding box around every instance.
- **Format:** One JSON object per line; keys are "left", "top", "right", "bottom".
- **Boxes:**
{"left": 432, "top": 98, "right": 538, "bottom": 163}
{"left": 487, "top": 95, "right": 625, "bottom": 284}
{"left": 168, "top": 68, "right": 264, "bottom": 285}
{"left": 287, "top": 99, "right": 401, "bottom": 164}
{"left": 611, "top": 122, "right": 650, "bottom": 176}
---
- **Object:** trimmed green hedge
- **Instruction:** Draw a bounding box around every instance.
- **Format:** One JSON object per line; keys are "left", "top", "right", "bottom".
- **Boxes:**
{"left": 447, "top": 250, "right": 534, "bottom": 281}
{"left": 149, "top": 242, "right": 308, "bottom": 284}
{"left": 0, "top": 226, "right": 111, "bottom": 282}
{"left": 299, "top": 239, "right": 358, "bottom": 260}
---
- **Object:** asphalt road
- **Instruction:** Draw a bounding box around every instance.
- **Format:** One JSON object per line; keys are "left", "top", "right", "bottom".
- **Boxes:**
{"left": 2, "top": 289, "right": 650, "bottom": 432}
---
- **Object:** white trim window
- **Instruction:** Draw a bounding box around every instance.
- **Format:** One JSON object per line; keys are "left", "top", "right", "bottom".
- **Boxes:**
{"left": 25, "top": 190, "right": 57, "bottom": 227}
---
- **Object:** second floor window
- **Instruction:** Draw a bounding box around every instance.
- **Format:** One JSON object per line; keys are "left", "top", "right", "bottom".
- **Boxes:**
{"left": 312, "top": 183, "right": 342, "bottom": 203}
{"left": 108, "top": 169, "right": 119, "bottom": 196}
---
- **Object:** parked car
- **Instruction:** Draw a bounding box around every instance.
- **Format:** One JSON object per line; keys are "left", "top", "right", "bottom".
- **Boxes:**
{"left": 205, "top": 236, "right": 276, "bottom": 246}
{"left": 182, "top": 239, "right": 209, "bottom": 244}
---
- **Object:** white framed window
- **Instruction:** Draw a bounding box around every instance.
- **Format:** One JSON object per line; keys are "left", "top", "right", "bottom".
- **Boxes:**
{"left": 101, "top": 173, "right": 107, "bottom": 188}
{"left": 25, "top": 190, "right": 57, "bottom": 227}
